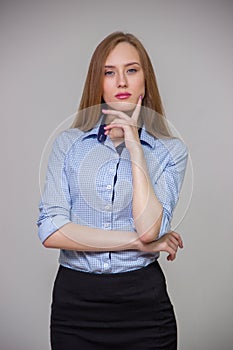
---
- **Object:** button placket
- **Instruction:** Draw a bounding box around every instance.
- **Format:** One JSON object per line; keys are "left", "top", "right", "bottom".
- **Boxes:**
{"left": 101, "top": 156, "right": 119, "bottom": 231}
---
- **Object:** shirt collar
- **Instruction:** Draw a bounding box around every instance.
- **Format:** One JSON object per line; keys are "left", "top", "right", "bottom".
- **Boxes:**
{"left": 140, "top": 127, "right": 157, "bottom": 148}
{"left": 81, "top": 115, "right": 156, "bottom": 149}
{"left": 81, "top": 115, "right": 104, "bottom": 140}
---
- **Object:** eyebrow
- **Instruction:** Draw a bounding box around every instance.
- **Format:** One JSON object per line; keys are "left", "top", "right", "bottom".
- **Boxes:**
{"left": 104, "top": 62, "right": 141, "bottom": 68}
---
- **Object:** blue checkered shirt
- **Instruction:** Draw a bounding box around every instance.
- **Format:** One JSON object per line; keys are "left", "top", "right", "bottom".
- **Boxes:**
{"left": 37, "top": 121, "right": 188, "bottom": 274}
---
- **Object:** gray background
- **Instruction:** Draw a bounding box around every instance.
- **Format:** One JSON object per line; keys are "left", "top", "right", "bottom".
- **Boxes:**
{"left": 1, "top": 0, "right": 233, "bottom": 349}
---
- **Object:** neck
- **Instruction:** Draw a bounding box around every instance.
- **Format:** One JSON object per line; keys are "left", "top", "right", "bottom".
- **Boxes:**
{"left": 108, "top": 128, "right": 124, "bottom": 147}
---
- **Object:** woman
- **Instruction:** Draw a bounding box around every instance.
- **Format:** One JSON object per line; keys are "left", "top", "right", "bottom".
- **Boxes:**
{"left": 37, "top": 31, "right": 188, "bottom": 349}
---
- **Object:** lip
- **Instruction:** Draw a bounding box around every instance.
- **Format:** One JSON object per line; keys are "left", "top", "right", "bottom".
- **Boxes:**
{"left": 115, "top": 92, "right": 132, "bottom": 99}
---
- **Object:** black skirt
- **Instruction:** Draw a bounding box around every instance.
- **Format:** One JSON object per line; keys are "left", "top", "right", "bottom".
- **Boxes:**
{"left": 50, "top": 261, "right": 177, "bottom": 350}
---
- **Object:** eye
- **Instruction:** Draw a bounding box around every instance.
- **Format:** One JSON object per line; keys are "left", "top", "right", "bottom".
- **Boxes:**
{"left": 127, "top": 68, "right": 137, "bottom": 74}
{"left": 104, "top": 70, "right": 115, "bottom": 76}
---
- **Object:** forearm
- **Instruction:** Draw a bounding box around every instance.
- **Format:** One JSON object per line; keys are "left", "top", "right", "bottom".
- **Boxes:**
{"left": 131, "top": 146, "right": 163, "bottom": 242}
{"left": 43, "top": 222, "right": 140, "bottom": 251}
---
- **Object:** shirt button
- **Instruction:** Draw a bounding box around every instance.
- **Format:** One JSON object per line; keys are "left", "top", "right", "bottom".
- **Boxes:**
{"left": 103, "top": 263, "right": 109, "bottom": 269}
{"left": 106, "top": 185, "right": 112, "bottom": 190}
{"left": 104, "top": 223, "right": 110, "bottom": 228}
{"left": 105, "top": 205, "right": 110, "bottom": 210}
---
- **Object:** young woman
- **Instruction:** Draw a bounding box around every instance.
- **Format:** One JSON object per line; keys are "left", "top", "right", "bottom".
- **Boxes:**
{"left": 37, "top": 31, "right": 188, "bottom": 350}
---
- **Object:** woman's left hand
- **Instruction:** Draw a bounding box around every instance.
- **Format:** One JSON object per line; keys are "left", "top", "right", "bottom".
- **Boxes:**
{"left": 102, "top": 96, "right": 142, "bottom": 153}
{"left": 137, "top": 231, "right": 184, "bottom": 261}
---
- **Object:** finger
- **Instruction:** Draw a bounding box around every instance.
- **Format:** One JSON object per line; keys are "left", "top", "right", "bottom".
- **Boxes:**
{"left": 158, "top": 239, "right": 176, "bottom": 257}
{"left": 104, "top": 118, "right": 136, "bottom": 132}
{"left": 166, "top": 240, "right": 178, "bottom": 254}
{"left": 104, "top": 123, "right": 124, "bottom": 134}
{"left": 166, "top": 247, "right": 175, "bottom": 261}
{"left": 179, "top": 239, "right": 183, "bottom": 249}
{"left": 104, "top": 120, "right": 126, "bottom": 130}
{"left": 131, "top": 95, "right": 142, "bottom": 123}
{"left": 168, "top": 235, "right": 180, "bottom": 251}
{"left": 104, "top": 117, "right": 127, "bottom": 127}
{"left": 102, "top": 109, "right": 129, "bottom": 121}
{"left": 170, "top": 231, "right": 183, "bottom": 248}
{"left": 167, "top": 254, "right": 172, "bottom": 261}
{"left": 167, "top": 252, "right": 176, "bottom": 261}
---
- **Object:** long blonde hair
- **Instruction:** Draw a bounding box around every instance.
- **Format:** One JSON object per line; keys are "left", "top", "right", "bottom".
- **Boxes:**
{"left": 72, "top": 31, "right": 172, "bottom": 138}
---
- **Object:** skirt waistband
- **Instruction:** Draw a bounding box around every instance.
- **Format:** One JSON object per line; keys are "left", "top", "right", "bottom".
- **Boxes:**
{"left": 59, "top": 260, "right": 160, "bottom": 281}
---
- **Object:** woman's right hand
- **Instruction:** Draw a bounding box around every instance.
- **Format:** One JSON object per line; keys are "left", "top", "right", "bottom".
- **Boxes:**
{"left": 136, "top": 231, "right": 183, "bottom": 261}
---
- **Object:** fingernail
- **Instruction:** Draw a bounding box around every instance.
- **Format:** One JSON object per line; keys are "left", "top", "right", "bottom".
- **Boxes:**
{"left": 140, "top": 95, "right": 143, "bottom": 100}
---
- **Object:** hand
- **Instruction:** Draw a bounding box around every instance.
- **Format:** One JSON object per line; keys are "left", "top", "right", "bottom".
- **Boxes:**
{"left": 102, "top": 96, "right": 142, "bottom": 152}
{"left": 137, "top": 231, "right": 184, "bottom": 261}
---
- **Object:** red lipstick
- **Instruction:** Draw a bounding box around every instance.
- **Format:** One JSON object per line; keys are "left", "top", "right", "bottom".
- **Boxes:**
{"left": 115, "top": 92, "right": 132, "bottom": 99}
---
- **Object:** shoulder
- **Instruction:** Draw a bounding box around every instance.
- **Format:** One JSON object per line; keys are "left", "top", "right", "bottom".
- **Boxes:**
{"left": 153, "top": 137, "right": 189, "bottom": 168}
{"left": 52, "top": 128, "right": 84, "bottom": 155}
{"left": 159, "top": 137, "right": 188, "bottom": 153}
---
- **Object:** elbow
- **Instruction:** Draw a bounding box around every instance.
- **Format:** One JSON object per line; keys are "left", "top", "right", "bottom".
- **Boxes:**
{"left": 42, "top": 231, "right": 58, "bottom": 248}
{"left": 43, "top": 237, "right": 52, "bottom": 248}
{"left": 138, "top": 216, "right": 163, "bottom": 243}
{"left": 139, "top": 230, "right": 159, "bottom": 243}
{"left": 139, "top": 234, "right": 151, "bottom": 243}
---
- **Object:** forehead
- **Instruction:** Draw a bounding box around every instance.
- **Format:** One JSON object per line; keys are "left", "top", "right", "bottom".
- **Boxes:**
{"left": 105, "top": 42, "right": 140, "bottom": 65}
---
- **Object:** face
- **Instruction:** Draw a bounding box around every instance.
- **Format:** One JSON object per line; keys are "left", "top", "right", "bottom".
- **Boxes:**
{"left": 102, "top": 42, "right": 145, "bottom": 112}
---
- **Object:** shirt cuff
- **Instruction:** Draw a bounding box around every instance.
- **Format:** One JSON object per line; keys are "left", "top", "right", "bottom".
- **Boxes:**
{"left": 38, "top": 215, "right": 71, "bottom": 244}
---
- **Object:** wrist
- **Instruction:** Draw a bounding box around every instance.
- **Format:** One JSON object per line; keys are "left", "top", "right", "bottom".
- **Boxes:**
{"left": 130, "top": 236, "right": 143, "bottom": 250}
{"left": 129, "top": 143, "right": 144, "bottom": 161}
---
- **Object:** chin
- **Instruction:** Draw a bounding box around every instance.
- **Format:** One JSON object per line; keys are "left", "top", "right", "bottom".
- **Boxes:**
{"left": 106, "top": 101, "right": 136, "bottom": 112}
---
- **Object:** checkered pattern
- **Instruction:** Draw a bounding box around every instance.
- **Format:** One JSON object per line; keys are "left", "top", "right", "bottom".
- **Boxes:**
{"left": 37, "top": 122, "right": 188, "bottom": 274}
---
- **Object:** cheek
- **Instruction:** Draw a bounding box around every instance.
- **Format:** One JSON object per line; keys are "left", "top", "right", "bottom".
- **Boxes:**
{"left": 139, "top": 78, "right": 145, "bottom": 93}
{"left": 102, "top": 81, "right": 112, "bottom": 100}
{"left": 102, "top": 85, "right": 107, "bottom": 99}
{"left": 133, "top": 76, "right": 145, "bottom": 94}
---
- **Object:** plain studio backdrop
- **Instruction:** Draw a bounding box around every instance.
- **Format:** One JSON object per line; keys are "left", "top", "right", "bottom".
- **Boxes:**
{"left": 1, "top": 0, "right": 232, "bottom": 349}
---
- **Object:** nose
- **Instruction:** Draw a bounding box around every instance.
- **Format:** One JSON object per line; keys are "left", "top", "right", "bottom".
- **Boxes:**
{"left": 117, "top": 72, "right": 128, "bottom": 88}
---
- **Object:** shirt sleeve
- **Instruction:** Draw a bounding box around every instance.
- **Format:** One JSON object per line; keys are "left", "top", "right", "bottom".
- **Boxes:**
{"left": 155, "top": 138, "right": 189, "bottom": 238}
{"left": 37, "top": 132, "right": 73, "bottom": 244}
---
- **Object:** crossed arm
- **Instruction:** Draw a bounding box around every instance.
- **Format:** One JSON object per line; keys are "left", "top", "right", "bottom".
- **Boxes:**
{"left": 44, "top": 223, "right": 182, "bottom": 261}
{"left": 43, "top": 98, "right": 184, "bottom": 261}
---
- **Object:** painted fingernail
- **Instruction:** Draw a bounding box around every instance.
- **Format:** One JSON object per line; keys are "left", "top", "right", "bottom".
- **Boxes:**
{"left": 140, "top": 95, "right": 143, "bottom": 100}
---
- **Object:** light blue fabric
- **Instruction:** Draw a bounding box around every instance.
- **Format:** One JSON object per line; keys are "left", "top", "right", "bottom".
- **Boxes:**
{"left": 37, "top": 121, "right": 188, "bottom": 274}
